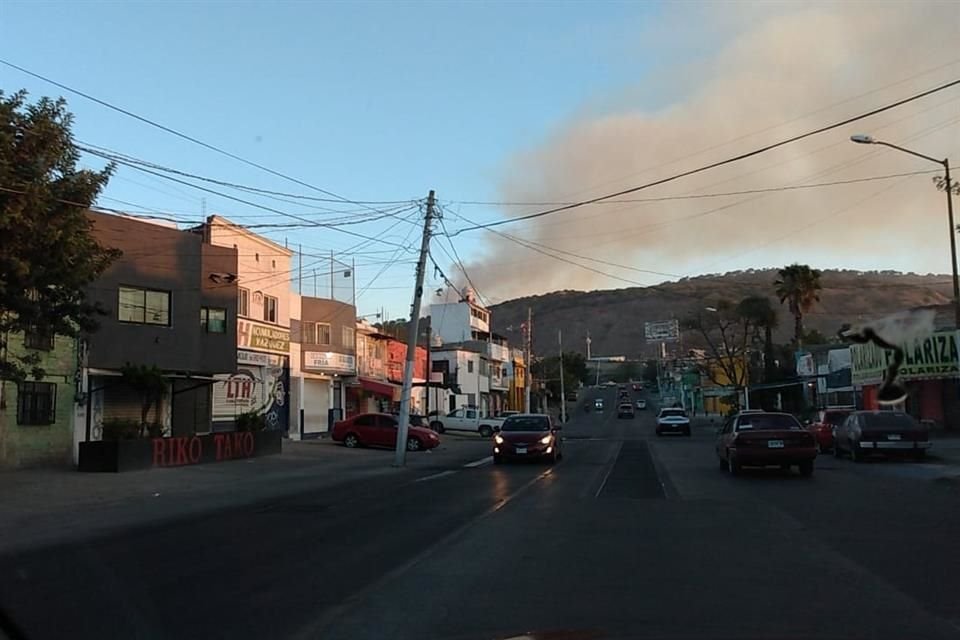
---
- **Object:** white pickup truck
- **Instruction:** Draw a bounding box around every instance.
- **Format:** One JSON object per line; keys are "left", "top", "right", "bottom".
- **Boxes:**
{"left": 429, "top": 408, "right": 506, "bottom": 437}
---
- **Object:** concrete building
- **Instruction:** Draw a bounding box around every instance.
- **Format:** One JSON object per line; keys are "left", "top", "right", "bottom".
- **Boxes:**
{"left": 351, "top": 320, "right": 393, "bottom": 415}
{"left": 199, "top": 215, "right": 292, "bottom": 433}
{"left": 289, "top": 294, "right": 356, "bottom": 438}
{"left": 77, "top": 212, "right": 239, "bottom": 459}
{"left": 430, "top": 341, "right": 492, "bottom": 415}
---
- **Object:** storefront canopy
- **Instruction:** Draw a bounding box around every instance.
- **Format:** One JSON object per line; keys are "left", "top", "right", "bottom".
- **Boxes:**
{"left": 357, "top": 377, "right": 398, "bottom": 397}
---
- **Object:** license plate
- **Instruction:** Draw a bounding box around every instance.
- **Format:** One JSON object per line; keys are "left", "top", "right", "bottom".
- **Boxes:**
{"left": 767, "top": 440, "right": 784, "bottom": 449}
{"left": 516, "top": 447, "right": 527, "bottom": 454}
{"left": 887, "top": 434, "right": 902, "bottom": 441}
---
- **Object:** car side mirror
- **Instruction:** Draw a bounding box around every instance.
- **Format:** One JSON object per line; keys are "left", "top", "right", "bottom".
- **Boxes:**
{"left": 493, "top": 425, "right": 501, "bottom": 433}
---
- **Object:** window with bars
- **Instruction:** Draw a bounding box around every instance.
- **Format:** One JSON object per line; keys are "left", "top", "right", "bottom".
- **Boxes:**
{"left": 24, "top": 327, "right": 54, "bottom": 351}
{"left": 302, "top": 322, "right": 331, "bottom": 345}
{"left": 17, "top": 382, "right": 57, "bottom": 426}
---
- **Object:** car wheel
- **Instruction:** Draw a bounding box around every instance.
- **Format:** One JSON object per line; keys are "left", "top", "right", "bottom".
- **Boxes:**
{"left": 430, "top": 421, "right": 445, "bottom": 434}
{"left": 727, "top": 451, "right": 741, "bottom": 476}
{"left": 343, "top": 433, "right": 360, "bottom": 448}
{"left": 799, "top": 460, "right": 814, "bottom": 477}
{"left": 479, "top": 425, "right": 493, "bottom": 438}
{"left": 406, "top": 437, "right": 421, "bottom": 452}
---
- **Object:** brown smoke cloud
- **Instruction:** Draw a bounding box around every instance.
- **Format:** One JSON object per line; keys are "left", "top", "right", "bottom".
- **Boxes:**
{"left": 462, "top": 2, "right": 960, "bottom": 303}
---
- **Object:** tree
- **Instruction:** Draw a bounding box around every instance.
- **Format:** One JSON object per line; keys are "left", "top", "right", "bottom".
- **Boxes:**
{"left": 119, "top": 363, "right": 167, "bottom": 438}
{"left": 774, "top": 264, "right": 822, "bottom": 350}
{"left": 736, "top": 295, "right": 778, "bottom": 382}
{"left": 0, "top": 91, "right": 119, "bottom": 382}
{"left": 681, "top": 298, "right": 762, "bottom": 395}
{"left": 531, "top": 351, "right": 585, "bottom": 399}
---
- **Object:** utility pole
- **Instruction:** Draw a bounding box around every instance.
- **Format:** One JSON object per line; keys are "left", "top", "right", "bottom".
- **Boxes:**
{"left": 585, "top": 330, "right": 591, "bottom": 361}
{"left": 558, "top": 329, "right": 566, "bottom": 424}
{"left": 524, "top": 307, "right": 532, "bottom": 413}
{"left": 298, "top": 244, "right": 303, "bottom": 295}
{"left": 394, "top": 190, "right": 435, "bottom": 467}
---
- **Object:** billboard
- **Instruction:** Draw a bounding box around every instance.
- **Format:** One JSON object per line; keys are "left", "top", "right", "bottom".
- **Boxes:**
{"left": 645, "top": 320, "right": 679, "bottom": 342}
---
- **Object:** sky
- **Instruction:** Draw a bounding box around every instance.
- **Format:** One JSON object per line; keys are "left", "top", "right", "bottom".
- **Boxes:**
{"left": 2, "top": 1, "right": 959, "bottom": 319}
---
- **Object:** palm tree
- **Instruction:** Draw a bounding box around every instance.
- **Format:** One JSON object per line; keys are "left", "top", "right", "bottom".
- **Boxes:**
{"left": 774, "top": 264, "right": 822, "bottom": 349}
{"left": 736, "top": 295, "right": 778, "bottom": 381}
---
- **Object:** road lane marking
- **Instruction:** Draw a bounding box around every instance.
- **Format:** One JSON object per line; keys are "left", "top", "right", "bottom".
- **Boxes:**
{"left": 463, "top": 456, "right": 493, "bottom": 468}
{"left": 413, "top": 470, "right": 458, "bottom": 483}
{"left": 594, "top": 441, "right": 624, "bottom": 498}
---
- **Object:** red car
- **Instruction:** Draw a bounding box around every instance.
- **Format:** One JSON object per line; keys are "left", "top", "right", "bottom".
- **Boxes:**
{"left": 715, "top": 411, "right": 817, "bottom": 477}
{"left": 833, "top": 410, "right": 931, "bottom": 462}
{"left": 332, "top": 413, "right": 440, "bottom": 452}
{"left": 493, "top": 413, "right": 563, "bottom": 464}
{"left": 806, "top": 408, "right": 853, "bottom": 452}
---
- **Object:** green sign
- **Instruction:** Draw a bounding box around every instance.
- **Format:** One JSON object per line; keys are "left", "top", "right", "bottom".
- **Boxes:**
{"left": 850, "top": 329, "right": 959, "bottom": 386}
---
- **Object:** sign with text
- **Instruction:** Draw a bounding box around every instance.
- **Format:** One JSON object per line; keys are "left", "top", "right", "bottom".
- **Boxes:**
{"left": 645, "top": 320, "right": 679, "bottom": 342}
{"left": 238, "top": 319, "right": 290, "bottom": 354}
{"left": 237, "top": 350, "right": 275, "bottom": 367}
{"left": 851, "top": 329, "right": 959, "bottom": 386}
{"left": 304, "top": 351, "right": 356, "bottom": 374}
{"left": 78, "top": 431, "right": 282, "bottom": 472}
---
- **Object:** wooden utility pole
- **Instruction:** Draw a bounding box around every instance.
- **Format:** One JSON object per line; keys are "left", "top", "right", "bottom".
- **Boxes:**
{"left": 524, "top": 307, "right": 532, "bottom": 413}
{"left": 394, "top": 191, "right": 435, "bottom": 467}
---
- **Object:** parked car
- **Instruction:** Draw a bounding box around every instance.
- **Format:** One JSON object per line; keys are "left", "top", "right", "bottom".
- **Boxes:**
{"left": 806, "top": 408, "right": 853, "bottom": 452}
{"left": 617, "top": 402, "right": 635, "bottom": 419}
{"left": 715, "top": 411, "right": 816, "bottom": 476}
{"left": 428, "top": 407, "right": 506, "bottom": 437}
{"left": 493, "top": 413, "right": 563, "bottom": 464}
{"left": 594, "top": 398, "right": 604, "bottom": 411}
{"left": 332, "top": 413, "right": 441, "bottom": 452}
{"left": 656, "top": 408, "right": 690, "bottom": 436}
{"left": 834, "top": 410, "right": 931, "bottom": 462}
{"left": 635, "top": 399, "right": 647, "bottom": 410}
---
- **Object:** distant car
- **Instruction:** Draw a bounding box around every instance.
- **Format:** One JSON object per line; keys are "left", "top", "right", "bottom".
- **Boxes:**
{"left": 834, "top": 410, "right": 930, "bottom": 462}
{"left": 617, "top": 402, "right": 635, "bottom": 419}
{"left": 807, "top": 408, "right": 853, "bottom": 452}
{"left": 605, "top": 381, "right": 618, "bottom": 388}
{"left": 594, "top": 398, "right": 604, "bottom": 411}
{"left": 715, "top": 411, "right": 816, "bottom": 476}
{"left": 493, "top": 414, "right": 563, "bottom": 464}
{"left": 635, "top": 399, "right": 646, "bottom": 410}
{"left": 656, "top": 408, "right": 690, "bottom": 436}
{"left": 332, "top": 413, "right": 441, "bottom": 452}
{"left": 632, "top": 383, "right": 642, "bottom": 392}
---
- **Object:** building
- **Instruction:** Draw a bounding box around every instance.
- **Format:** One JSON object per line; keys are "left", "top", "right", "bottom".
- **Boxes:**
{"left": 289, "top": 294, "right": 356, "bottom": 438}
{"left": 431, "top": 287, "right": 490, "bottom": 344}
{"left": 430, "top": 341, "right": 492, "bottom": 415}
{"left": 0, "top": 332, "right": 78, "bottom": 468}
{"left": 505, "top": 348, "right": 526, "bottom": 411}
{"left": 385, "top": 337, "right": 427, "bottom": 414}
{"left": 199, "top": 215, "right": 292, "bottom": 433}
{"left": 351, "top": 320, "right": 393, "bottom": 415}
{"left": 77, "top": 212, "right": 238, "bottom": 456}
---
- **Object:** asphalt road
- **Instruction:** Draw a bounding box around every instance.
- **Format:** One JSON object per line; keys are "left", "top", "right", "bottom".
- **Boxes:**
{"left": 3, "top": 388, "right": 960, "bottom": 640}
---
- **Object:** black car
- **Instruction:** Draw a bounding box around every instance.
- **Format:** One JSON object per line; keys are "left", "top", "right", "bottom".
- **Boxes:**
{"left": 834, "top": 410, "right": 931, "bottom": 461}
{"left": 617, "top": 402, "right": 635, "bottom": 419}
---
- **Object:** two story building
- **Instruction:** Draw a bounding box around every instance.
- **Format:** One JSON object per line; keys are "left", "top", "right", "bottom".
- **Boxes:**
{"left": 76, "top": 212, "right": 239, "bottom": 458}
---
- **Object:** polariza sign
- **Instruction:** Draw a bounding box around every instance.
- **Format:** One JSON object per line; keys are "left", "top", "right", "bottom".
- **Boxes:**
{"left": 851, "top": 329, "right": 960, "bottom": 386}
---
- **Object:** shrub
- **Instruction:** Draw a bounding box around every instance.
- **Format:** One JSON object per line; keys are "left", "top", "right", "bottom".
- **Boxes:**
{"left": 235, "top": 411, "right": 267, "bottom": 432}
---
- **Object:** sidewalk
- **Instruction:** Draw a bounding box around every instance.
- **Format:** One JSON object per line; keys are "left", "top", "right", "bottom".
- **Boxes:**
{"left": 0, "top": 436, "right": 489, "bottom": 554}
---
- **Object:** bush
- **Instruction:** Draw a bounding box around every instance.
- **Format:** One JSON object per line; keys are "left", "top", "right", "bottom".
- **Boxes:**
{"left": 235, "top": 411, "right": 267, "bottom": 432}
{"left": 101, "top": 419, "right": 141, "bottom": 441}
{"left": 146, "top": 422, "right": 165, "bottom": 438}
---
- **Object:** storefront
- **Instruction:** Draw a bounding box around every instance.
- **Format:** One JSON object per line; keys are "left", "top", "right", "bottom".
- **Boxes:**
{"left": 212, "top": 319, "right": 290, "bottom": 432}
{"left": 300, "top": 351, "right": 354, "bottom": 436}
{"left": 851, "top": 328, "right": 960, "bottom": 427}
{"left": 348, "top": 377, "right": 399, "bottom": 416}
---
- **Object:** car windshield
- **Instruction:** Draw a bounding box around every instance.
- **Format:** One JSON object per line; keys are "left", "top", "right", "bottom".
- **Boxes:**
{"left": 738, "top": 414, "right": 802, "bottom": 430}
{"left": 501, "top": 416, "right": 551, "bottom": 432}
{"left": 862, "top": 413, "right": 918, "bottom": 429}
{"left": 661, "top": 409, "right": 687, "bottom": 418}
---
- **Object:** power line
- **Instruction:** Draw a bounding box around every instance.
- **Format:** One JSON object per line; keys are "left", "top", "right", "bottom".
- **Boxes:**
{"left": 448, "top": 77, "right": 960, "bottom": 235}
{"left": 432, "top": 206, "right": 488, "bottom": 306}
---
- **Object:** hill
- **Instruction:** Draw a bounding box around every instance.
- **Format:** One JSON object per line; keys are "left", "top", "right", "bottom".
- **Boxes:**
{"left": 488, "top": 269, "right": 953, "bottom": 359}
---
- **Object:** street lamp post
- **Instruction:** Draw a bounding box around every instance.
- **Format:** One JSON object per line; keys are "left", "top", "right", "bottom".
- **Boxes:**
{"left": 850, "top": 134, "right": 959, "bottom": 328}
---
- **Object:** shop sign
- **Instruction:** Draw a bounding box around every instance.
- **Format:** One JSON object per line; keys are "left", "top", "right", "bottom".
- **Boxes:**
{"left": 304, "top": 351, "right": 356, "bottom": 374}
{"left": 238, "top": 319, "right": 290, "bottom": 354}
{"left": 851, "top": 329, "right": 959, "bottom": 386}
{"left": 237, "top": 350, "right": 273, "bottom": 366}
{"left": 795, "top": 352, "right": 815, "bottom": 377}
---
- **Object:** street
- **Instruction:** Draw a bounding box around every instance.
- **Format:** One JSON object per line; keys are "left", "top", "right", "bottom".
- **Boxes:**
{"left": 3, "top": 390, "right": 960, "bottom": 640}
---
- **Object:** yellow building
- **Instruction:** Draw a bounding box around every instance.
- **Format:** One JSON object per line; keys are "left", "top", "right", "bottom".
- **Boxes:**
{"left": 508, "top": 351, "right": 526, "bottom": 412}
{"left": 700, "top": 355, "right": 748, "bottom": 415}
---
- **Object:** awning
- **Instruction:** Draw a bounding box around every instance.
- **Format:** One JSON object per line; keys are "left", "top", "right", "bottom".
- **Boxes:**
{"left": 358, "top": 377, "right": 398, "bottom": 397}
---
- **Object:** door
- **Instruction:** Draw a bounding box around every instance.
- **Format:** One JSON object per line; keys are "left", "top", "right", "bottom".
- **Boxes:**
{"left": 376, "top": 415, "right": 399, "bottom": 447}
{"left": 352, "top": 414, "right": 378, "bottom": 444}
{"left": 716, "top": 418, "right": 734, "bottom": 459}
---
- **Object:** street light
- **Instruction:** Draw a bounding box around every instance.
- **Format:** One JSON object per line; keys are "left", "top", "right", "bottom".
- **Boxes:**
{"left": 850, "top": 134, "right": 959, "bottom": 327}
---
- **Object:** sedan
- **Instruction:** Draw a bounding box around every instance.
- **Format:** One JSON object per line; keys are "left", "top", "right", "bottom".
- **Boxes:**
{"left": 656, "top": 408, "right": 690, "bottom": 436}
{"left": 332, "top": 413, "right": 441, "bottom": 452}
{"left": 493, "top": 414, "right": 563, "bottom": 464}
{"left": 715, "top": 411, "right": 816, "bottom": 476}
{"left": 617, "top": 403, "right": 635, "bottom": 419}
{"left": 806, "top": 408, "right": 853, "bottom": 452}
{"left": 834, "top": 410, "right": 931, "bottom": 462}
{"left": 635, "top": 399, "right": 647, "bottom": 410}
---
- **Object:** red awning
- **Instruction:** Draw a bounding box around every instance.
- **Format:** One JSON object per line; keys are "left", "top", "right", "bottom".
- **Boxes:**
{"left": 358, "top": 377, "right": 398, "bottom": 397}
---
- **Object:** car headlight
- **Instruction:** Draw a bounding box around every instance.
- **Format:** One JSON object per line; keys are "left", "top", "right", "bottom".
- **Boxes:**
{"left": 539, "top": 435, "right": 552, "bottom": 445}
{"left": 494, "top": 434, "right": 504, "bottom": 444}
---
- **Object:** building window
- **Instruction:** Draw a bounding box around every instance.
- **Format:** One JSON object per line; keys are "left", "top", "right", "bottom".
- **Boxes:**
{"left": 17, "top": 381, "right": 56, "bottom": 426}
{"left": 467, "top": 360, "right": 474, "bottom": 373}
{"left": 201, "top": 307, "right": 227, "bottom": 333}
{"left": 342, "top": 326, "right": 355, "bottom": 348}
{"left": 118, "top": 286, "right": 170, "bottom": 325}
{"left": 263, "top": 295, "right": 278, "bottom": 323}
{"left": 238, "top": 288, "right": 249, "bottom": 317}
{"left": 302, "top": 322, "right": 331, "bottom": 345}
{"left": 316, "top": 323, "right": 331, "bottom": 345}
{"left": 24, "top": 326, "right": 54, "bottom": 351}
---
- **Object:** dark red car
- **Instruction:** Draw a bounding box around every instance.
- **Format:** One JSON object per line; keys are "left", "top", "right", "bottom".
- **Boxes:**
{"left": 493, "top": 413, "right": 563, "bottom": 464}
{"left": 715, "top": 411, "right": 817, "bottom": 477}
{"left": 806, "top": 408, "right": 853, "bottom": 452}
{"left": 833, "top": 410, "right": 931, "bottom": 462}
{"left": 332, "top": 413, "right": 440, "bottom": 452}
